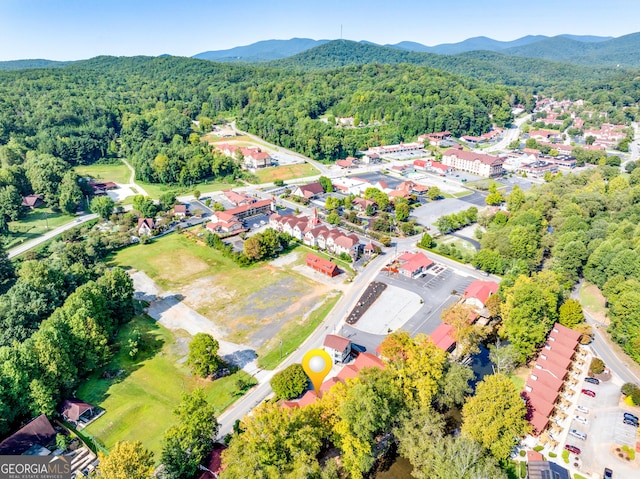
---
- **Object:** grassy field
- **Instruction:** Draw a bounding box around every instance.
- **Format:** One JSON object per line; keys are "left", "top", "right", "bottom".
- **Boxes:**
{"left": 138, "top": 180, "right": 236, "bottom": 199}
{"left": 440, "top": 236, "right": 476, "bottom": 254}
{"left": 75, "top": 161, "right": 131, "bottom": 185}
{"left": 6, "top": 208, "right": 74, "bottom": 249}
{"left": 257, "top": 292, "right": 342, "bottom": 370}
{"left": 579, "top": 282, "right": 606, "bottom": 314}
{"left": 292, "top": 245, "right": 356, "bottom": 277}
{"left": 109, "top": 233, "right": 233, "bottom": 289}
{"left": 78, "top": 315, "right": 253, "bottom": 458}
{"left": 254, "top": 163, "right": 319, "bottom": 183}
{"left": 110, "top": 233, "right": 333, "bottom": 347}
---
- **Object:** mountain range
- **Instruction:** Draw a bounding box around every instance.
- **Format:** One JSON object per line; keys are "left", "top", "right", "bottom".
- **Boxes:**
{"left": 192, "top": 33, "right": 626, "bottom": 65}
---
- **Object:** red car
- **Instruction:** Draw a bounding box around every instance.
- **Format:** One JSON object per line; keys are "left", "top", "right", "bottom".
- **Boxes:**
{"left": 565, "top": 444, "right": 581, "bottom": 455}
{"left": 581, "top": 389, "right": 596, "bottom": 397}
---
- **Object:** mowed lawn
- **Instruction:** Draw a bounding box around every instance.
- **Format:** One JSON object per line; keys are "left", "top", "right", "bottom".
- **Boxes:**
{"left": 78, "top": 315, "right": 254, "bottom": 458}
{"left": 254, "top": 163, "right": 319, "bottom": 183}
{"left": 138, "top": 180, "right": 235, "bottom": 200}
{"left": 109, "top": 233, "right": 228, "bottom": 289}
{"left": 75, "top": 161, "right": 131, "bottom": 185}
{"left": 7, "top": 207, "right": 75, "bottom": 249}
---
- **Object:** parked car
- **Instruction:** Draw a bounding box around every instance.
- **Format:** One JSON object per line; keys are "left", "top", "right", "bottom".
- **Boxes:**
{"left": 565, "top": 444, "right": 581, "bottom": 455}
{"left": 569, "top": 429, "right": 587, "bottom": 441}
{"left": 576, "top": 405, "right": 590, "bottom": 414}
{"left": 581, "top": 389, "right": 596, "bottom": 397}
{"left": 603, "top": 467, "right": 613, "bottom": 478}
{"left": 623, "top": 418, "right": 639, "bottom": 427}
{"left": 584, "top": 377, "right": 600, "bottom": 385}
{"left": 624, "top": 412, "right": 639, "bottom": 423}
{"left": 574, "top": 415, "right": 588, "bottom": 425}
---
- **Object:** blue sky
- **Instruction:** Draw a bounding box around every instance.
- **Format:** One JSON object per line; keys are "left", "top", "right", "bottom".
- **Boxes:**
{"left": 0, "top": 0, "right": 638, "bottom": 61}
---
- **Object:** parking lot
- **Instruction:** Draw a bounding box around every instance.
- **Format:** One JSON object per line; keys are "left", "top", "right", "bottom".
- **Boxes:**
{"left": 340, "top": 261, "right": 476, "bottom": 353}
{"left": 562, "top": 376, "right": 640, "bottom": 477}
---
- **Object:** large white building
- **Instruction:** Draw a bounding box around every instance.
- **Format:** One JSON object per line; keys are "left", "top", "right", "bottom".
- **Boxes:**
{"left": 441, "top": 149, "right": 504, "bottom": 178}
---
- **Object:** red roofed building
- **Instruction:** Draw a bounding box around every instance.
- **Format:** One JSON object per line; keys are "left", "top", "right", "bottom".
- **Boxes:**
{"left": 442, "top": 149, "right": 504, "bottom": 178}
{"left": 463, "top": 280, "right": 499, "bottom": 310}
{"left": 397, "top": 251, "right": 434, "bottom": 277}
{"left": 337, "top": 364, "right": 360, "bottom": 382}
{"left": 320, "top": 377, "right": 342, "bottom": 393}
{"left": 324, "top": 334, "right": 352, "bottom": 363}
{"left": 173, "top": 204, "right": 189, "bottom": 217}
{"left": 0, "top": 414, "right": 56, "bottom": 455}
{"left": 58, "top": 398, "right": 95, "bottom": 423}
{"left": 137, "top": 217, "right": 155, "bottom": 236}
{"left": 523, "top": 323, "right": 581, "bottom": 436}
{"left": 306, "top": 253, "right": 339, "bottom": 277}
{"left": 354, "top": 352, "right": 385, "bottom": 370}
{"left": 21, "top": 194, "right": 44, "bottom": 209}
{"left": 430, "top": 323, "right": 456, "bottom": 352}
{"left": 224, "top": 190, "right": 256, "bottom": 207}
{"left": 197, "top": 444, "right": 227, "bottom": 479}
{"left": 291, "top": 182, "right": 325, "bottom": 200}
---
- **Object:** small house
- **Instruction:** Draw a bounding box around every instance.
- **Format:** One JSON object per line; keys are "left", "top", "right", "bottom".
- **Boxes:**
{"left": 323, "top": 334, "right": 352, "bottom": 364}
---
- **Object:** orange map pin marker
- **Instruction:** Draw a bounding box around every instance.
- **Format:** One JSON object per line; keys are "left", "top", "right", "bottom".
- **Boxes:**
{"left": 302, "top": 349, "right": 332, "bottom": 396}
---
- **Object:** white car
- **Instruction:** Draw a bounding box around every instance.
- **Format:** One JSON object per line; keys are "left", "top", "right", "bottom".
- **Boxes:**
{"left": 576, "top": 405, "right": 589, "bottom": 414}
{"left": 574, "top": 415, "right": 588, "bottom": 425}
{"left": 569, "top": 429, "right": 587, "bottom": 441}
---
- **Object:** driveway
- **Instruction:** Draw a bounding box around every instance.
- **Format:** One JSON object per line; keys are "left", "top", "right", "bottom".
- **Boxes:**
{"left": 130, "top": 271, "right": 259, "bottom": 372}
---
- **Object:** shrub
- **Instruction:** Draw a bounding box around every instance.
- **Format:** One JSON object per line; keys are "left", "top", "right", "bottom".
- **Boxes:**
{"left": 631, "top": 388, "right": 640, "bottom": 406}
{"left": 589, "top": 357, "right": 605, "bottom": 375}
{"left": 519, "top": 460, "right": 527, "bottom": 479}
{"left": 549, "top": 452, "right": 557, "bottom": 458}
{"left": 622, "top": 382, "right": 639, "bottom": 396}
{"left": 519, "top": 450, "right": 526, "bottom": 457}
{"left": 533, "top": 445, "right": 544, "bottom": 452}
{"left": 270, "top": 364, "right": 309, "bottom": 400}
{"left": 562, "top": 450, "right": 569, "bottom": 464}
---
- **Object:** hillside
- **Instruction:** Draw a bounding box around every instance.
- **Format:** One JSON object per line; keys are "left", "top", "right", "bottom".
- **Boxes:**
{"left": 267, "top": 40, "right": 625, "bottom": 90}
{"left": 193, "top": 38, "right": 329, "bottom": 62}
{"left": 503, "top": 32, "right": 640, "bottom": 67}
{"left": 0, "top": 59, "right": 71, "bottom": 70}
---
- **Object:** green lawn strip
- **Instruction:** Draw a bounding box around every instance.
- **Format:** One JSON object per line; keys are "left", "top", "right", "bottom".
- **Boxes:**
{"left": 75, "top": 161, "right": 131, "bottom": 185}
{"left": 257, "top": 292, "right": 342, "bottom": 370}
{"left": 7, "top": 208, "right": 74, "bottom": 248}
{"left": 508, "top": 374, "right": 525, "bottom": 391}
{"left": 137, "top": 180, "right": 236, "bottom": 199}
{"left": 578, "top": 281, "right": 606, "bottom": 314}
{"left": 439, "top": 236, "right": 476, "bottom": 254}
{"left": 78, "top": 315, "right": 250, "bottom": 459}
{"left": 452, "top": 190, "right": 473, "bottom": 198}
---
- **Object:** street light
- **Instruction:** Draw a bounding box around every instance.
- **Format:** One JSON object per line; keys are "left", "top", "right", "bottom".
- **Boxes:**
{"left": 279, "top": 339, "right": 283, "bottom": 359}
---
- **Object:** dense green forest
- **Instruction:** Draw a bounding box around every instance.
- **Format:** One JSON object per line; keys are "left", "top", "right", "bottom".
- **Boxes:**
{"left": 473, "top": 167, "right": 640, "bottom": 363}
{"left": 0, "top": 54, "right": 522, "bottom": 192}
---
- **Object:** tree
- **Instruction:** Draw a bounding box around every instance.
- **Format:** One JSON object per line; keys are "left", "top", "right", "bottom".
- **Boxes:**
{"left": 326, "top": 211, "right": 341, "bottom": 225}
{"left": 162, "top": 388, "right": 219, "bottom": 479}
{"left": 97, "top": 441, "right": 154, "bottom": 479}
{"left": 419, "top": 233, "right": 433, "bottom": 249}
{"left": 132, "top": 195, "right": 157, "bottom": 218}
{"left": 186, "top": 333, "right": 224, "bottom": 378}
{"left": 558, "top": 299, "right": 585, "bottom": 328}
{"left": 395, "top": 201, "right": 410, "bottom": 222}
{"left": 318, "top": 176, "right": 334, "bottom": 193}
{"left": 461, "top": 373, "right": 531, "bottom": 460}
{"left": 488, "top": 340, "right": 520, "bottom": 374}
{"left": 485, "top": 191, "right": 504, "bottom": 205}
{"left": 159, "top": 191, "right": 177, "bottom": 210}
{"left": 586, "top": 135, "right": 596, "bottom": 145}
{"left": 58, "top": 171, "right": 83, "bottom": 215}
{"left": 435, "top": 360, "right": 474, "bottom": 410}
{"left": 427, "top": 186, "right": 442, "bottom": 200}
{"left": 0, "top": 185, "right": 22, "bottom": 231}
{"left": 90, "top": 196, "right": 115, "bottom": 220}
{"left": 270, "top": 364, "right": 309, "bottom": 400}
{"left": 378, "top": 331, "right": 447, "bottom": 409}
{"left": 193, "top": 189, "right": 201, "bottom": 200}
{"left": 507, "top": 185, "right": 526, "bottom": 212}
{"left": 325, "top": 196, "right": 341, "bottom": 211}
{"left": 0, "top": 242, "right": 15, "bottom": 294}
{"left": 441, "top": 303, "right": 488, "bottom": 357}
{"left": 500, "top": 271, "right": 561, "bottom": 361}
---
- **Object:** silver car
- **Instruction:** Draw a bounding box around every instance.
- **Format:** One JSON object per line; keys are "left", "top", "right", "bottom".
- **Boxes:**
{"left": 569, "top": 429, "right": 587, "bottom": 441}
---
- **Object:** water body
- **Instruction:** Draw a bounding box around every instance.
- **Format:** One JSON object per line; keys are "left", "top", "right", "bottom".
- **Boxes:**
{"left": 375, "top": 456, "right": 413, "bottom": 478}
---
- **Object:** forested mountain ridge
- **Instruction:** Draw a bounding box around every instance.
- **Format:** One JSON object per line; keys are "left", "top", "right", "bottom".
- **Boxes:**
{"left": 0, "top": 54, "right": 522, "bottom": 190}
{"left": 0, "top": 59, "right": 71, "bottom": 70}
{"left": 189, "top": 34, "right": 615, "bottom": 63}
{"left": 502, "top": 32, "right": 640, "bottom": 67}
{"left": 266, "top": 40, "right": 631, "bottom": 91}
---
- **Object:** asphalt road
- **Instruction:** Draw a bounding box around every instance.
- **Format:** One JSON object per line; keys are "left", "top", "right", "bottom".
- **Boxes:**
{"left": 7, "top": 212, "right": 99, "bottom": 259}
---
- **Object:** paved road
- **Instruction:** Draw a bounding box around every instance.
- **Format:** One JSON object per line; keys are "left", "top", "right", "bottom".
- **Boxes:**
{"left": 7, "top": 213, "right": 99, "bottom": 259}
